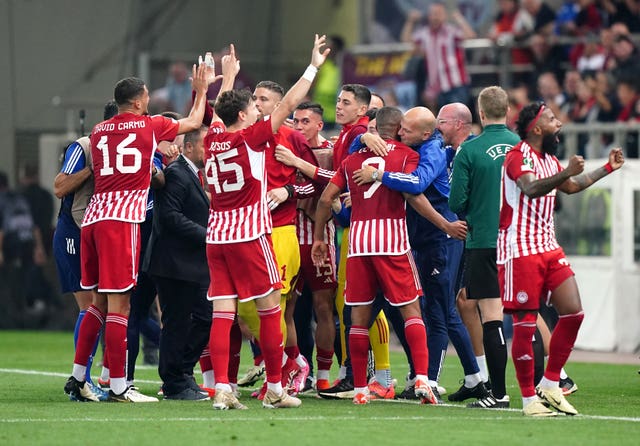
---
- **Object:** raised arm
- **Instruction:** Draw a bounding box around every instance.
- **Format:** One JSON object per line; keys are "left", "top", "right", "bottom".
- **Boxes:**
{"left": 558, "top": 148, "right": 624, "bottom": 194}
{"left": 271, "top": 34, "right": 330, "bottom": 132}
{"left": 178, "top": 61, "right": 216, "bottom": 134}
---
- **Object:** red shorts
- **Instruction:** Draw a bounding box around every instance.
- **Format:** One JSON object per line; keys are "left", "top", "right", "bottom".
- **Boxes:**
{"left": 207, "top": 234, "right": 283, "bottom": 302}
{"left": 80, "top": 220, "right": 140, "bottom": 293}
{"left": 500, "top": 248, "right": 574, "bottom": 313}
{"left": 345, "top": 252, "right": 422, "bottom": 307}
{"left": 296, "top": 243, "right": 337, "bottom": 295}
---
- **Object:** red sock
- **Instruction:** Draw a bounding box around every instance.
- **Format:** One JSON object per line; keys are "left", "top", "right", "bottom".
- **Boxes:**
{"left": 257, "top": 306, "right": 283, "bottom": 384}
{"left": 74, "top": 305, "right": 104, "bottom": 367}
{"left": 349, "top": 326, "right": 370, "bottom": 388}
{"left": 404, "top": 317, "right": 428, "bottom": 376}
{"left": 228, "top": 320, "right": 242, "bottom": 384}
{"left": 252, "top": 339, "right": 263, "bottom": 366}
{"left": 284, "top": 345, "right": 300, "bottom": 360}
{"left": 105, "top": 313, "right": 128, "bottom": 379}
{"left": 545, "top": 312, "right": 584, "bottom": 382}
{"left": 316, "top": 347, "right": 334, "bottom": 371}
{"left": 512, "top": 313, "right": 537, "bottom": 397}
{"left": 199, "top": 348, "right": 212, "bottom": 373}
{"left": 209, "top": 311, "right": 235, "bottom": 385}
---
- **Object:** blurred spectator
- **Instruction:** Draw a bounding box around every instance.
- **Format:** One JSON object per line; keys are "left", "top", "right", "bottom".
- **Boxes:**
{"left": 489, "top": 0, "right": 534, "bottom": 66}
{"left": 615, "top": 74, "right": 640, "bottom": 157}
{"left": 536, "top": 71, "right": 570, "bottom": 122}
{"left": 19, "top": 164, "right": 53, "bottom": 256}
{"left": 522, "top": 0, "right": 557, "bottom": 37}
{"left": 573, "top": 0, "right": 603, "bottom": 35}
{"left": 555, "top": 0, "right": 580, "bottom": 35}
{"left": 529, "top": 33, "right": 567, "bottom": 87}
{"left": 601, "top": 0, "right": 640, "bottom": 32}
{"left": 150, "top": 61, "right": 192, "bottom": 116}
{"left": 507, "top": 83, "right": 531, "bottom": 129}
{"left": 401, "top": 3, "right": 476, "bottom": 110}
{"left": 567, "top": 76, "right": 600, "bottom": 155}
{"left": 458, "top": 0, "right": 496, "bottom": 35}
{"left": 608, "top": 33, "right": 640, "bottom": 83}
{"left": 572, "top": 33, "right": 606, "bottom": 72}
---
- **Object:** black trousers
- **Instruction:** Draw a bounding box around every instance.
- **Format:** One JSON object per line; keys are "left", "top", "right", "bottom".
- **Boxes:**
{"left": 153, "top": 275, "right": 211, "bottom": 395}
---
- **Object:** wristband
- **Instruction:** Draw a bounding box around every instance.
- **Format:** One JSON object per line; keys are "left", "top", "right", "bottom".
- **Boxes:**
{"left": 302, "top": 64, "right": 318, "bottom": 82}
{"left": 284, "top": 184, "right": 295, "bottom": 198}
{"left": 604, "top": 162, "right": 613, "bottom": 174}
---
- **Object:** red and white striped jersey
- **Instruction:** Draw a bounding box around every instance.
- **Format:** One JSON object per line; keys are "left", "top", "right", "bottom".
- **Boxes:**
{"left": 296, "top": 143, "right": 335, "bottom": 246}
{"left": 83, "top": 113, "right": 179, "bottom": 226}
{"left": 297, "top": 209, "right": 336, "bottom": 246}
{"left": 331, "top": 141, "right": 419, "bottom": 256}
{"left": 497, "top": 141, "right": 562, "bottom": 263}
{"left": 412, "top": 24, "right": 469, "bottom": 93}
{"left": 204, "top": 119, "right": 275, "bottom": 243}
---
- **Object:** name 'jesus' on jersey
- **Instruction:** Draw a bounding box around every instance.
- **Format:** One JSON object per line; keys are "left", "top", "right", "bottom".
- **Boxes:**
{"left": 83, "top": 113, "right": 179, "bottom": 226}
{"left": 331, "top": 141, "right": 419, "bottom": 256}
{"left": 203, "top": 118, "right": 275, "bottom": 244}
{"left": 497, "top": 140, "right": 562, "bottom": 263}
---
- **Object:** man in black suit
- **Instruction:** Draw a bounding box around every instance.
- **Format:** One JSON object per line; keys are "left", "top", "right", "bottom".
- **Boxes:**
{"left": 144, "top": 125, "right": 211, "bottom": 400}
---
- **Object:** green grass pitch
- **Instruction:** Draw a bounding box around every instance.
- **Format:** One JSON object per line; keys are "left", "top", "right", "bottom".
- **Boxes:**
{"left": 0, "top": 330, "right": 638, "bottom": 445}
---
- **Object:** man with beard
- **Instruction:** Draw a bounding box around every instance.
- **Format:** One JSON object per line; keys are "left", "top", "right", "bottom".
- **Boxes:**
{"left": 498, "top": 102, "right": 624, "bottom": 416}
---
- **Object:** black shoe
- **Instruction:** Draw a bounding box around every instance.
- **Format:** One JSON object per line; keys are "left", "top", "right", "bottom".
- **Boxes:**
{"left": 431, "top": 386, "right": 444, "bottom": 404}
{"left": 467, "top": 394, "right": 510, "bottom": 409}
{"left": 396, "top": 384, "right": 419, "bottom": 400}
{"left": 318, "top": 378, "right": 354, "bottom": 399}
{"left": 64, "top": 376, "right": 99, "bottom": 402}
{"left": 559, "top": 376, "right": 578, "bottom": 396}
{"left": 448, "top": 381, "right": 491, "bottom": 402}
{"left": 164, "top": 387, "right": 210, "bottom": 401}
{"left": 184, "top": 374, "right": 209, "bottom": 395}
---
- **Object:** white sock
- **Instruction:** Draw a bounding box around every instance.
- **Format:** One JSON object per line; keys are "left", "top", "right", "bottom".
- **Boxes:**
{"left": 267, "top": 381, "right": 283, "bottom": 394}
{"left": 72, "top": 364, "right": 87, "bottom": 382}
{"left": 215, "top": 383, "right": 232, "bottom": 393}
{"left": 539, "top": 376, "right": 558, "bottom": 389}
{"left": 522, "top": 395, "right": 538, "bottom": 406}
{"left": 202, "top": 370, "right": 215, "bottom": 388}
{"left": 111, "top": 377, "right": 127, "bottom": 395}
{"left": 338, "top": 366, "right": 347, "bottom": 380}
{"left": 476, "top": 355, "right": 488, "bottom": 382}
{"left": 465, "top": 372, "right": 482, "bottom": 388}
{"left": 375, "top": 369, "right": 391, "bottom": 387}
{"left": 560, "top": 367, "right": 568, "bottom": 380}
{"left": 317, "top": 370, "right": 330, "bottom": 380}
{"left": 354, "top": 386, "right": 369, "bottom": 395}
{"left": 295, "top": 354, "right": 307, "bottom": 368}
{"left": 100, "top": 367, "right": 110, "bottom": 381}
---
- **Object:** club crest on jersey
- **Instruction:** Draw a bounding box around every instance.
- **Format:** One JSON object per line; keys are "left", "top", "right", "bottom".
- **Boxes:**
{"left": 516, "top": 290, "right": 528, "bottom": 304}
{"left": 521, "top": 157, "right": 534, "bottom": 171}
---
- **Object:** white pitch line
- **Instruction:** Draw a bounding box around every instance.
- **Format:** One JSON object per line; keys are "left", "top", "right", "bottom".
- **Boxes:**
{"left": 0, "top": 368, "right": 162, "bottom": 385}
{"left": 0, "top": 368, "right": 639, "bottom": 424}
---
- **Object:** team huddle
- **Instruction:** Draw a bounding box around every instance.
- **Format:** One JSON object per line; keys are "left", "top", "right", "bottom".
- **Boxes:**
{"left": 55, "top": 35, "right": 624, "bottom": 416}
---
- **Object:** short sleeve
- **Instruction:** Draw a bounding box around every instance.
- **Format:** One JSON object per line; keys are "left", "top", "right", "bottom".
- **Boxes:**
{"left": 504, "top": 149, "right": 532, "bottom": 181}
{"left": 61, "top": 142, "right": 86, "bottom": 174}
{"left": 242, "top": 117, "right": 275, "bottom": 150}
{"left": 151, "top": 115, "right": 180, "bottom": 143}
{"left": 330, "top": 160, "right": 348, "bottom": 191}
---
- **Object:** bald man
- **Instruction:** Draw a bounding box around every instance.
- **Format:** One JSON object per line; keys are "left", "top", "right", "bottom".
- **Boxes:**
{"left": 352, "top": 105, "right": 476, "bottom": 402}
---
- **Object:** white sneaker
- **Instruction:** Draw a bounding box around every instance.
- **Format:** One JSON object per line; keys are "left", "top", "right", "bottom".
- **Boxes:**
{"left": 262, "top": 389, "right": 301, "bottom": 409}
{"left": 212, "top": 390, "right": 247, "bottom": 410}
{"left": 108, "top": 386, "right": 159, "bottom": 403}
{"left": 523, "top": 399, "right": 558, "bottom": 417}
{"left": 536, "top": 385, "right": 578, "bottom": 415}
